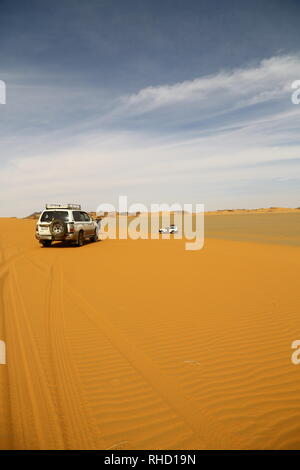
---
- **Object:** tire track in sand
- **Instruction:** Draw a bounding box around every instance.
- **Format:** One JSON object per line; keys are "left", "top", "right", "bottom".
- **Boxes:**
{"left": 45, "top": 264, "right": 106, "bottom": 449}
{"left": 0, "top": 270, "right": 13, "bottom": 449}
{"left": 4, "top": 264, "right": 65, "bottom": 449}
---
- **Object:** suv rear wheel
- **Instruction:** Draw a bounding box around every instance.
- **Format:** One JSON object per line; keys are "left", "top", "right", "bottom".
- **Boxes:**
{"left": 77, "top": 230, "right": 84, "bottom": 247}
{"left": 41, "top": 240, "right": 52, "bottom": 247}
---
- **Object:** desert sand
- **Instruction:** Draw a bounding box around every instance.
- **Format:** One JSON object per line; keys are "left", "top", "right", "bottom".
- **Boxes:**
{"left": 1, "top": 213, "right": 300, "bottom": 450}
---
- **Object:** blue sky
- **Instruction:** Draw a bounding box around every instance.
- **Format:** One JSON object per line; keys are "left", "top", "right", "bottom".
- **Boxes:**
{"left": 0, "top": 0, "right": 300, "bottom": 215}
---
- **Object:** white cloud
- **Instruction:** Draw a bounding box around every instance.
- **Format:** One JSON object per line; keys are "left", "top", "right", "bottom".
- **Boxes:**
{"left": 115, "top": 55, "right": 300, "bottom": 117}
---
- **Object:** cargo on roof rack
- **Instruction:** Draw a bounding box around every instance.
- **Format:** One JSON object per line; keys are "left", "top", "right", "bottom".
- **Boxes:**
{"left": 45, "top": 203, "right": 81, "bottom": 210}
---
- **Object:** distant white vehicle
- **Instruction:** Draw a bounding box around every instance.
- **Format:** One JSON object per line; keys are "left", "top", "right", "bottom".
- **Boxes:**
{"left": 159, "top": 224, "right": 178, "bottom": 234}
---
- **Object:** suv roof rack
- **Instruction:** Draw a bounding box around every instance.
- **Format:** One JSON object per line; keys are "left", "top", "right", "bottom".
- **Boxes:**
{"left": 45, "top": 203, "right": 81, "bottom": 210}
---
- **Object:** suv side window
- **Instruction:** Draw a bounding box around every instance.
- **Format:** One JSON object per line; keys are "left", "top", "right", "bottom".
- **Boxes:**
{"left": 83, "top": 212, "right": 91, "bottom": 222}
{"left": 73, "top": 211, "right": 84, "bottom": 222}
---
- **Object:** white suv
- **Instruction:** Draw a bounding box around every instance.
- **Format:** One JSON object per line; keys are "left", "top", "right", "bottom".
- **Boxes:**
{"left": 159, "top": 225, "right": 178, "bottom": 234}
{"left": 35, "top": 204, "right": 98, "bottom": 247}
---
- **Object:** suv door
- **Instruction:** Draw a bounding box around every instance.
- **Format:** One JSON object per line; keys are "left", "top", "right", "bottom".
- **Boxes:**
{"left": 73, "top": 210, "right": 85, "bottom": 235}
{"left": 82, "top": 212, "right": 94, "bottom": 235}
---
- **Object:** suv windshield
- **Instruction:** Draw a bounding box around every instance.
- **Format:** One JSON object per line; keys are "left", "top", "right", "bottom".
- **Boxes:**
{"left": 41, "top": 211, "right": 69, "bottom": 222}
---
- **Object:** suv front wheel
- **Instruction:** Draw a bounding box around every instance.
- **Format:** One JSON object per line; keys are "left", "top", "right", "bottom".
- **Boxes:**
{"left": 91, "top": 230, "right": 98, "bottom": 242}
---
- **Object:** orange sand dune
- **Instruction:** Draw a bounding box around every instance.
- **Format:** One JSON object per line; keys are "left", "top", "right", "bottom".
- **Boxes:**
{"left": 206, "top": 207, "right": 300, "bottom": 215}
{"left": 0, "top": 215, "right": 300, "bottom": 449}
